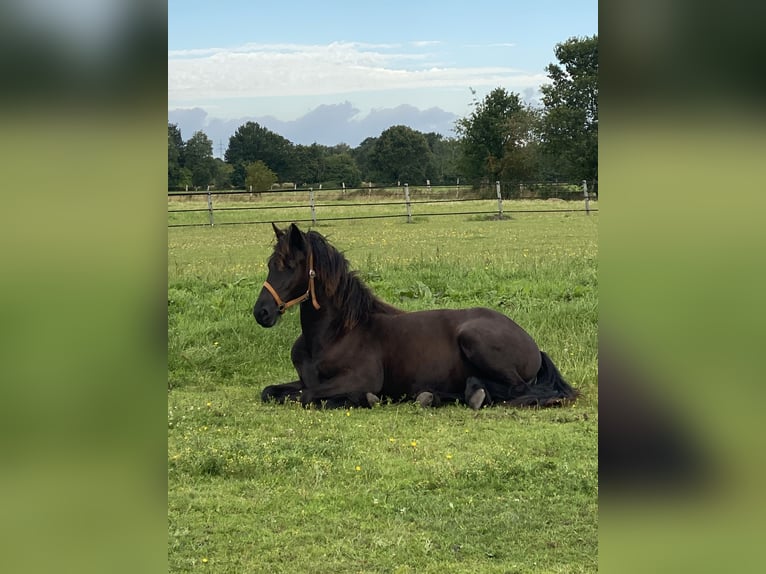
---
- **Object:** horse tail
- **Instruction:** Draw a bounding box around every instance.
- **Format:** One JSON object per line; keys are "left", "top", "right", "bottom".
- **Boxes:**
{"left": 509, "top": 351, "right": 579, "bottom": 407}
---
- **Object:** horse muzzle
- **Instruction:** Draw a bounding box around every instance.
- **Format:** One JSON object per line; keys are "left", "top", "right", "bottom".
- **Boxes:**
{"left": 253, "top": 297, "right": 279, "bottom": 328}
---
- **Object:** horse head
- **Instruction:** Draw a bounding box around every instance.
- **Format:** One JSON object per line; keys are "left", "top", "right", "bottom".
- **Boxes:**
{"left": 253, "top": 223, "right": 319, "bottom": 327}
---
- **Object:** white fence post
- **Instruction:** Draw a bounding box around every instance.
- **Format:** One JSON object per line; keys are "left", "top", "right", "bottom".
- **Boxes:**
{"left": 495, "top": 181, "right": 503, "bottom": 219}
{"left": 309, "top": 187, "right": 316, "bottom": 225}
{"left": 206, "top": 185, "right": 214, "bottom": 226}
{"left": 404, "top": 183, "right": 412, "bottom": 223}
{"left": 583, "top": 180, "right": 590, "bottom": 215}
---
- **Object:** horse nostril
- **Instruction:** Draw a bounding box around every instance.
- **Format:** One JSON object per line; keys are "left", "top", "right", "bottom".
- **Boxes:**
{"left": 255, "top": 305, "right": 270, "bottom": 323}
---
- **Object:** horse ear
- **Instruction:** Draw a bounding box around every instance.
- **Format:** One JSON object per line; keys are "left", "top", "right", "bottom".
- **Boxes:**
{"left": 288, "top": 223, "right": 305, "bottom": 251}
{"left": 272, "top": 222, "right": 285, "bottom": 239}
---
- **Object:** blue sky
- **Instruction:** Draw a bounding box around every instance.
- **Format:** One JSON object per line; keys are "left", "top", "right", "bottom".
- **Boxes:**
{"left": 168, "top": 1, "right": 597, "bottom": 149}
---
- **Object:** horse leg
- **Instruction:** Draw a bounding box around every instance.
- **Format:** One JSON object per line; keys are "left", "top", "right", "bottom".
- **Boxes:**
{"left": 300, "top": 372, "right": 382, "bottom": 409}
{"left": 414, "top": 390, "right": 463, "bottom": 408}
{"left": 465, "top": 377, "right": 490, "bottom": 410}
{"left": 457, "top": 320, "right": 540, "bottom": 406}
{"left": 261, "top": 335, "right": 310, "bottom": 404}
{"left": 261, "top": 380, "right": 304, "bottom": 403}
{"left": 317, "top": 393, "right": 379, "bottom": 409}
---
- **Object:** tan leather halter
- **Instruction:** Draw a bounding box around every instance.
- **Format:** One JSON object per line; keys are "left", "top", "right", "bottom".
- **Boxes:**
{"left": 262, "top": 252, "right": 320, "bottom": 314}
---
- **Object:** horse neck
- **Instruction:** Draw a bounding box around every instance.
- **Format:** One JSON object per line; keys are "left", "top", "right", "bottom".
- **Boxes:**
{"left": 298, "top": 272, "right": 369, "bottom": 344}
{"left": 298, "top": 295, "right": 341, "bottom": 351}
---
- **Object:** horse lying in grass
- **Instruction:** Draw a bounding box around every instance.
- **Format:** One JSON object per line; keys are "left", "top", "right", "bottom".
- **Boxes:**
{"left": 253, "top": 223, "right": 578, "bottom": 409}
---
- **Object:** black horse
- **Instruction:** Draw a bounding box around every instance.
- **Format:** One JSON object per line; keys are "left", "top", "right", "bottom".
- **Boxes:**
{"left": 254, "top": 223, "right": 578, "bottom": 409}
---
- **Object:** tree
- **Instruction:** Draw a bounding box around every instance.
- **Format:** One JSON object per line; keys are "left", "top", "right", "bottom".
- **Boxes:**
{"left": 424, "top": 132, "right": 461, "bottom": 185}
{"left": 498, "top": 107, "right": 543, "bottom": 184}
{"left": 539, "top": 35, "right": 598, "bottom": 182}
{"left": 455, "top": 87, "right": 532, "bottom": 183}
{"left": 350, "top": 137, "right": 379, "bottom": 183}
{"left": 184, "top": 131, "right": 216, "bottom": 188}
{"left": 245, "top": 161, "right": 278, "bottom": 192}
{"left": 373, "top": 125, "right": 432, "bottom": 185}
{"left": 212, "top": 159, "right": 233, "bottom": 189}
{"left": 225, "top": 122, "right": 293, "bottom": 186}
{"left": 323, "top": 153, "right": 361, "bottom": 187}
{"left": 290, "top": 143, "right": 327, "bottom": 185}
{"left": 178, "top": 167, "right": 192, "bottom": 190}
{"left": 168, "top": 124, "right": 185, "bottom": 188}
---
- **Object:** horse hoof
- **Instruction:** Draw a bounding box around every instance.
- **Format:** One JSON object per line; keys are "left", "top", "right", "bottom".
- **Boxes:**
{"left": 468, "top": 388, "right": 486, "bottom": 410}
{"left": 366, "top": 393, "right": 381, "bottom": 407}
{"left": 416, "top": 392, "right": 434, "bottom": 408}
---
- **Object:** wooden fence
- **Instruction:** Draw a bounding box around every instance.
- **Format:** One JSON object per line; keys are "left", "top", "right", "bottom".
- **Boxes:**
{"left": 167, "top": 181, "right": 597, "bottom": 228}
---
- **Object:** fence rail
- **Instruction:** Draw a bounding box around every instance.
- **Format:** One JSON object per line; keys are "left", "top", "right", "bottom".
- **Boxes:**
{"left": 167, "top": 181, "right": 597, "bottom": 228}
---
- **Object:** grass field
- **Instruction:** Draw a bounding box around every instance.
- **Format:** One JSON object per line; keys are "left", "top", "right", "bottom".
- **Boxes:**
{"left": 168, "top": 199, "right": 598, "bottom": 573}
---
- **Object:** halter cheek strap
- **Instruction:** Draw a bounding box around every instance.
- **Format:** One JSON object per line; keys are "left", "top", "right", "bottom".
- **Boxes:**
{"left": 262, "top": 252, "right": 320, "bottom": 314}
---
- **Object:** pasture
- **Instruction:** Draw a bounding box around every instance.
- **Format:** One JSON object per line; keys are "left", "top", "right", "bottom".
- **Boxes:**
{"left": 168, "top": 200, "right": 598, "bottom": 573}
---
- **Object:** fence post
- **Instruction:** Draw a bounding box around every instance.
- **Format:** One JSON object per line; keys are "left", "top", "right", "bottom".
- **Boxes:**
{"left": 309, "top": 187, "right": 316, "bottom": 225}
{"left": 342, "top": 182, "right": 345, "bottom": 196}
{"left": 583, "top": 180, "right": 590, "bottom": 215}
{"left": 206, "top": 185, "right": 214, "bottom": 226}
{"left": 495, "top": 181, "right": 503, "bottom": 219}
{"left": 404, "top": 183, "right": 412, "bottom": 223}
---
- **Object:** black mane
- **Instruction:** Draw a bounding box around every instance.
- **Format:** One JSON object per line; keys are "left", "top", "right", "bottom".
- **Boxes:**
{"left": 305, "top": 230, "right": 402, "bottom": 331}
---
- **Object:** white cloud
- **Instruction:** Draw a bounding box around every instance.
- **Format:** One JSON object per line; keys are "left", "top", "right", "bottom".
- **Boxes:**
{"left": 168, "top": 41, "right": 544, "bottom": 102}
{"left": 410, "top": 40, "right": 442, "bottom": 47}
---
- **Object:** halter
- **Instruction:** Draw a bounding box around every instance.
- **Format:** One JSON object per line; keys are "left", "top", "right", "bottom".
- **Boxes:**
{"left": 262, "top": 252, "right": 320, "bottom": 314}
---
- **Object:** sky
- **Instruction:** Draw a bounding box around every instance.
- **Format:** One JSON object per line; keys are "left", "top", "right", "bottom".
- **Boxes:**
{"left": 168, "top": 1, "right": 597, "bottom": 154}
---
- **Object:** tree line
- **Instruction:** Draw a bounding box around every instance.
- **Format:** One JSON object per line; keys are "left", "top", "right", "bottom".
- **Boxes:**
{"left": 168, "top": 36, "right": 597, "bottom": 192}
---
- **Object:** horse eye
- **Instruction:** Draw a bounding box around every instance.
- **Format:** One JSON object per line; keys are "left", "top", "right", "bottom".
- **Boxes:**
{"left": 273, "top": 256, "right": 294, "bottom": 271}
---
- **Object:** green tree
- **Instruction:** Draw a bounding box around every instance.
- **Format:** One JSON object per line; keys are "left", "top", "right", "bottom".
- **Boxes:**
{"left": 291, "top": 143, "right": 327, "bottom": 185}
{"left": 225, "top": 122, "right": 293, "bottom": 186}
{"left": 455, "top": 87, "right": 530, "bottom": 183}
{"left": 212, "top": 158, "right": 234, "bottom": 189}
{"left": 168, "top": 123, "right": 185, "bottom": 188}
{"left": 539, "top": 35, "right": 598, "bottom": 182}
{"left": 184, "top": 131, "right": 216, "bottom": 188}
{"left": 323, "top": 153, "right": 361, "bottom": 187}
{"left": 350, "top": 137, "right": 379, "bottom": 183}
{"left": 373, "top": 125, "right": 432, "bottom": 185}
{"left": 424, "top": 132, "right": 461, "bottom": 185}
{"left": 245, "top": 160, "right": 277, "bottom": 192}
{"left": 498, "top": 107, "right": 542, "bottom": 184}
{"left": 178, "top": 167, "right": 192, "bottom": 190}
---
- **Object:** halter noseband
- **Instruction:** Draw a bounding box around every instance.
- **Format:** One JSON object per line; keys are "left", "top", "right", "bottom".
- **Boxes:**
{"left": 262, "top": 252, "right": 321, "bottom": 314}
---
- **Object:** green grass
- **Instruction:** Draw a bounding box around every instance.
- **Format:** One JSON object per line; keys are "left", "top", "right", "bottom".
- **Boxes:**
{"left": 168, "top": 201, "right": 598, "bottom": 573}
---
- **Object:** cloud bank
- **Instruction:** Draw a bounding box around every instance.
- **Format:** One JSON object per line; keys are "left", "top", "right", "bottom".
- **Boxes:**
{"left": 168, "top": 41, "right": 545, "bottom": 102}
{"left": 168, "top": 102, "right": 460, "bottom": 152}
